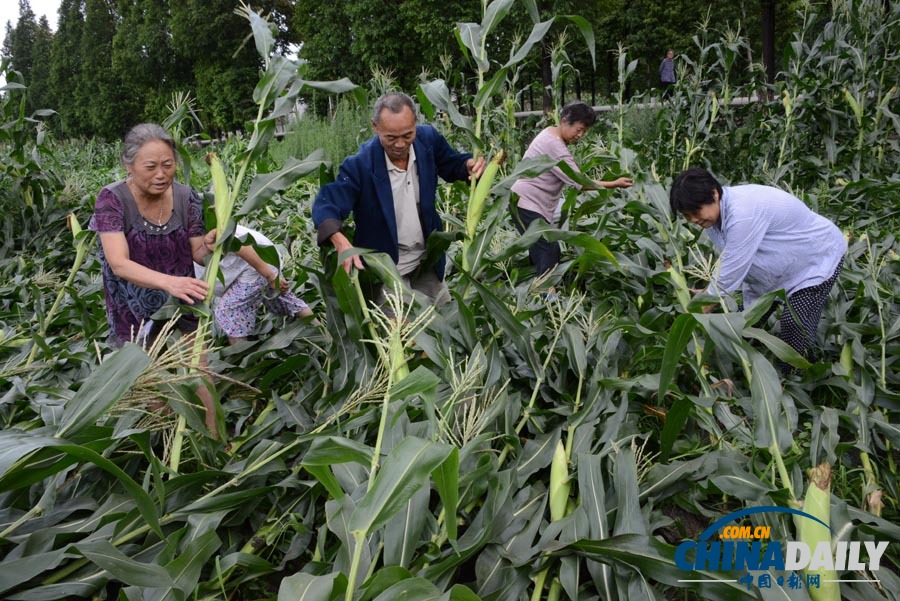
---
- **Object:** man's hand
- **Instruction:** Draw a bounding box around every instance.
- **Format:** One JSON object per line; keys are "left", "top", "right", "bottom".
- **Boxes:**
{"left": 330, "top": 231, "right": 364, "bottom": 273}
{"left": 466, "top": 156, "right": 487, "bottom": 180}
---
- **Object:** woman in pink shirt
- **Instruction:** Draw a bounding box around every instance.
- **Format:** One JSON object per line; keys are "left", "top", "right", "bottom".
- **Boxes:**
{"left": 510, "top": 101, "right": 632, "bottom": 293}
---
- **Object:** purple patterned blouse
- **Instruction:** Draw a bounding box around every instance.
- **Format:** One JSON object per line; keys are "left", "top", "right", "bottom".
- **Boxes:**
{"left": 90, "top": 180, "right": 205, "bottom": 345}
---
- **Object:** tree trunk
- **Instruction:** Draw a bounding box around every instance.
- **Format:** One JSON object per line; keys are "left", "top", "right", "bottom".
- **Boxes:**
{"left": 760, "top": 0, "right": 776, "bottom": 84}
{"left": 541, "top": 42, "right": 552, "bottom": 114}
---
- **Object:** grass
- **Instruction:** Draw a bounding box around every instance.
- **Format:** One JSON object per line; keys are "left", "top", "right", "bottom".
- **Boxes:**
{"left": 269, "top": 98, "right": 372, "bottom": 167}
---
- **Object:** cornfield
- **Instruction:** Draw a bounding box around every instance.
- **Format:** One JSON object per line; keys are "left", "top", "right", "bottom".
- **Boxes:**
{"left": 1, "top": 1, "right": 898, "bottom": 600}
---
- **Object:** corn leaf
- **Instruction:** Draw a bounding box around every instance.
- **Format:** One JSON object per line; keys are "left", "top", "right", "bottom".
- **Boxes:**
{"left": 56, "top": 344, "right": 151, "bottom": 439}
{"left": 383, "top": 486, "right": 430, "bottom": 568}
{"left": 564, "top": 535, "right": 756, "bottom": 600}
{"left": 75, "top": 540, "right": 174, "bottom": 589}
{"left": 303, "top": 436, "right": 374, "bottom": 467}
{"left": 750, "top": 352, "right": 797, "bottom": 452}
{"left": 504, "top": 20, "right": 554, "bottom": 68}
{"left": 349, "top": 437, "right": 453, "bottom": 536}
{"left": 277, "top": 572, "right": 340, "bottom": 601}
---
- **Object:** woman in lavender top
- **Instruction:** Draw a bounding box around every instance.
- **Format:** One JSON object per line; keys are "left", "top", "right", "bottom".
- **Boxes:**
{"left": 670, "top": 168, "right": 846, "bottom": 363}
{"left": 510, "top": 101, "right": 632, "bottom": 292}
{"left": 91, "top": 123, "right": 217, "bottom": 432}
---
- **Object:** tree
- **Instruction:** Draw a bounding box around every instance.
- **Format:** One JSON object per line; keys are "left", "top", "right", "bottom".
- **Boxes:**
{"left": 49, "top": 0, "right": 84, "bottom": 136}
{"left": 77, "top": 0, "right": 123, "bottom": 138}
{"left": 291, "top": 0, "right": 362, "bottom": 88}
{"left": 292, "top": 0, "right": 481, "bottom": 108}
{"left": 2, "top": 23, "right": 13, "bottom": 63}
{"left": 27, "top": 16, "right": 54, "bottom": 112}
{"left": 111, "top": 0, "right": 179, "bottom": 125}
{"left": 169, "top": 0, "right": 269, "bottom": 133}
{"left": 7, "top": 1, "right": 38, "bottom": 78}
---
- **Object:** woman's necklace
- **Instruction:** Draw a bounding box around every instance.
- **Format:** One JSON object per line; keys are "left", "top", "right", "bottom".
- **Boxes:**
{"left": 129, "top": 179, "right": 172, "bottom": 233}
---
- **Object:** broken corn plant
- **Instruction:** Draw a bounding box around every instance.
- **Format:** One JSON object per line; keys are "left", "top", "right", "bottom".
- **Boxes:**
{"left": 169, "top": 4, "right": 344, "bottom": 466}
{"left": 418, "top": 0, "right": 596, "bottom": 277}
{"left": 1, "top": 2, "right": 899, "bottom": 600}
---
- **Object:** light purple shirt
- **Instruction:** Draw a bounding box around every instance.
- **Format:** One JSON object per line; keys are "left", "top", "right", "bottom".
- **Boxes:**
{"left": 511, "top": 128, "right": 582, "bottom": 221}
{"left": 705, "top": 185, "right": 846, "bottom": 306}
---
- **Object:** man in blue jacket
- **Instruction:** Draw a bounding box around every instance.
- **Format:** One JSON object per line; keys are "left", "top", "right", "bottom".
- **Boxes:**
{"left": 312, "top": 92, "right": 485, "bottom": 305}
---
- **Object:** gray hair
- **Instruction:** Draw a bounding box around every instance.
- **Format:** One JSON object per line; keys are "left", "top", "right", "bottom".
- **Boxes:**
{"left": 373, "top": 92, "right": 417, "bottom": 124}
{"left": 121, "top": 123, "right": 176, "bottom": 166}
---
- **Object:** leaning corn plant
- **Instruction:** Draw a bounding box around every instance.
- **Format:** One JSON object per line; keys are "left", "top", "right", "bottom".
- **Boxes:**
{"left": 168, "top": 3, "right": 353, "bottom": 471}
{"left": 24, "top": 214, "right": 94, "bottom": 368}
{"left": 418, "top": 0, "right": 596, "bottom": 275}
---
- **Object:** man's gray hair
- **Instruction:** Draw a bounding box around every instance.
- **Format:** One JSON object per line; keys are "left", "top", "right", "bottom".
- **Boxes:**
{"left": 373, "top": 92, "right": 417, "bottom": 124}
{"left": 121, "top": 123, "right": 176, "bottom": 166}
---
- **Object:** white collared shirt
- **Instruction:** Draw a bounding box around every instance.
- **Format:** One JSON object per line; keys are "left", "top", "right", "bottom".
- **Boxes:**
{"left": 705, "top": 185, "right": 846, "bottom": 305}
{"left": 386, "top": 145, "right": 425, "bottom": 275}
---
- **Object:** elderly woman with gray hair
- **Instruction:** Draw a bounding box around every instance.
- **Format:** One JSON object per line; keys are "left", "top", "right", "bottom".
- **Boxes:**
{"left": 91, "top": 123, "right": 215, "bottom": 345}
{"left": 90, "top": 123, "right": 218, "bottom": 431}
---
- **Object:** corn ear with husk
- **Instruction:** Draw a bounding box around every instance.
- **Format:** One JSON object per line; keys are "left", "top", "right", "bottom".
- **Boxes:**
{"left": 202, "top": 152, "right": 234, "bottom": 304}
{"left": 840, "top": 341, "right": 853, "bottom": 379}
{"left": 667, "top": 264, "right": 692, "bottom": 310}
{"left": 172, "top": 153, "right": 232, "bottom": 470}
{"left": 799, "top": 463, "right": 840, "bottom": 601}
{"left": 465, "top": 149, "right": 505, "bottom": 241}
{"left": 549, "top": 440, "right": 571, "bottom": 522}
{"left": 388, "top": 327, "right": 410, "bottom": 382}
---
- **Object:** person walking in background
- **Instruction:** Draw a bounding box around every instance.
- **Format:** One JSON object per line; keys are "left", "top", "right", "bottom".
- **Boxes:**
{"left": 312, "top": 92, "right": 485, "bottom": 306}
{"left": 659, "top": 49, "right": 676, "bottom": 100}
{"left": 510, "top": 100, "right": 632, "bottom": 296}
{"left": 669, "top": 168, "right": 846, "bottom": 366}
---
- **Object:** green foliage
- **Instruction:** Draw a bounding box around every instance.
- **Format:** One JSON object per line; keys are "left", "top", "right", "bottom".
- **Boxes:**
{"left": 270, "top": 98, "right": 372, "bottom": 165}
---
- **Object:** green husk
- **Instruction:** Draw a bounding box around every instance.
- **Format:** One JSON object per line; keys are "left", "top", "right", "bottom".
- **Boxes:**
{"left": 799, "top": 463, "right": 840, "bottom": 601}
{"left": 549, "top": 439, "right": 571, "bottom": 522}
{"left": 465, "top": 148, "right": 505, "bottom": 241}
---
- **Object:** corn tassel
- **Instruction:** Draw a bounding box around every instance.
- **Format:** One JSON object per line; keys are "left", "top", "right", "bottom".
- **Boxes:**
{"left": 549, "top": 440, "right": 571, "bottom": 522}
{"left": 799, "top": 463, "right": 840, "bottom": 601}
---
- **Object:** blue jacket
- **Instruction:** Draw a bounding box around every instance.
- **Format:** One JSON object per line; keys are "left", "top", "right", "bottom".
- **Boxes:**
{"left": 312, "top": 125, "right": 472, "bottom": 279}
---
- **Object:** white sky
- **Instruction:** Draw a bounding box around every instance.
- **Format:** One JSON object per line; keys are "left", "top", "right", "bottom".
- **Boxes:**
{"left": 1, "top": 1, "right": 59, "bottom": 86}
{"left": 1, "top": 0, "right": 60, "bottom": 34}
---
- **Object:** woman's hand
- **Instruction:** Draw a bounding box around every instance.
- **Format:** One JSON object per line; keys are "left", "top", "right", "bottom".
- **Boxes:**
{"left": 166, "top": 275, "right": 209, "bottom": 304}
{"left": 203, "top": 229, "right": 217, "bottom": 252}
{"left": 593, "top": 177, "right": 634, "bottom": 190}
{"left": 266, "top": 268, "right": 290, "bottom": 295}
{"left": 190, "top": 229, "right": 217, "bottom": 263}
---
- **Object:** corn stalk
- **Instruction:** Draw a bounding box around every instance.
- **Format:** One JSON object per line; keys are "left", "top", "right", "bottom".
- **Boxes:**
{"left": 24, "top": 214, "right": 94, "bottom": 369}
{"left": 169, "top": 4, "right": 346, "bottom": 472}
